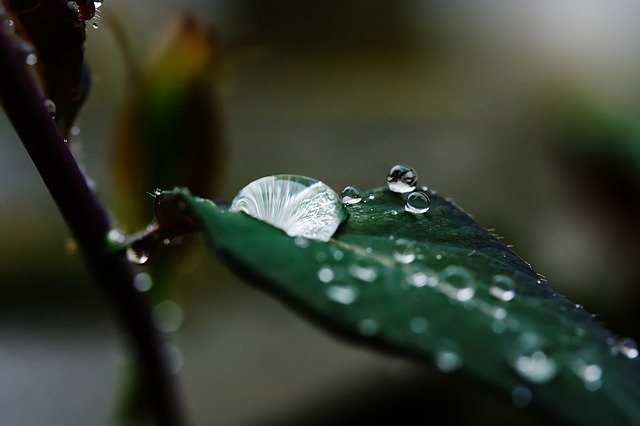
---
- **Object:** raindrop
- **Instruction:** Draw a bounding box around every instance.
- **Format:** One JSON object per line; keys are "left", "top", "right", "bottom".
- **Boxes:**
{"left": 153, "top": 300, "right": 184, "bottom": 333}
{"left": 317, "top": 266, "right": 335, "bottom": 283}
{"left": 409, "top": 316, "right": 428, "bottom": 333}
{"left": 326, "top": 285, "right": 358, "bottom": 305}
{"left": 25, "top": 53, "right": 37, "bottom": 66}
{"left": 393, "top": 239, "right": 416, "bottom": 264}
{"left": 405, "top": 191, "right": 431, "bottom": 214}
{"left": 341, "top": 186, "right": 362, "bottom": 205}
{"left": 126, "top": 247, "right": 150, "bottom": 265}
{"left": 508, "top": 332, "right": 558, "bottom": 384}
{"left": 133, "top": 273, "right": 153, "bottom": 292}
{"left": 490, "top": 274, "right": 516, "bottom": 302}
{"left": 230, "top": 175, "right": 348, "bottom": 242}
{"left": 439, "top": 266, "right": 475, "bottom": 302}
{"left": 511, "top": 386, "right": 533, "bottom": 408}
{"left": 357, "top": 318, "right": 380, "bottom": 336}
{"left": 612, "top": 337, "right": 639, "bottom": 359}
{"left": 44, "top": 99, "right": 56, "bottom": 116}
{"left": 348, "top": 261, "right": 378, "bottom": 282}
{"left": 386, "top": 164, "right": 417, "bottom": 193}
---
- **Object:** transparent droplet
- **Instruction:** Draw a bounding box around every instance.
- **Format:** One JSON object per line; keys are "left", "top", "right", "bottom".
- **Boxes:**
{"left": 435, "top": 342, "right": 462, "bottom": 373}
{"left": 133, "top": 272, "right": 153, "bottom": 292}
{"left": 511, "top": 386, "right": 533, "bottom": 408}
{"left": 572, "top": 349, "right": 603, "bottom": 391}
{"left": 409, "top": 316, "right": 428, "bottom": 333}
{"left": 341, "top": 186, "right": 362, "bottom": 205}
{"left": 317, "top": 266, "right": 335, "bottom": 283}
{"left": 405, "top": 191, "right": 431, "bottom": 214}
{"left": 612, "top": 337, "right": 639, "bottom": 359}
{"left": 508, "top": 332, "right": 558, "bottom": 384}
{"left": 326, "top": 285, "right": 359, "bottom": 305}
{"left": 348, "top": 260, "right": 379, "bottom": 282}
{"left": 393, "top": 239, "right": 416, "bottom": 264}
{"left": 126, "top": 247, "right": 150, "bottom": 265}
{"left": 407, "top": 270, "right": 437, "bottom": 288}
{"left": 330, "top": 246, "right": 344, "bottom": 260}
{"left": 25, "top": 53, "right": 38, "bottom": 66}
{"left": 230, "top": 175, "right": 348, "bottom": 242}
{"left": 91, "top": 21, "right": 99, "bottom": 29}
{"left": 44, "top": 99, "right": 56, "bottom": 116}
{"left": 490, "top": 274, "right": 516, "bottom": 302}
{"left": 439, "top": 266, "right": 475, "bottom": 302}
{"left": 294, "top": 236, "right": 310, "bottom": 248}
{"left": 386, "top": 164, "right": 417, "bottom": 193}
{"left": 357, "top": 318, "right": 380, "bottom": 336}
{"left": 106, "top": 228, "right": 126, "bottom": 244}
{"left": 153, "top": 300, "right": 184, "bottom": 333}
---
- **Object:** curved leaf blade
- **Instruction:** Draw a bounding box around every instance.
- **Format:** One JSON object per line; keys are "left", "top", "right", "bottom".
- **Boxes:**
{"left": 164, "top": 186, "right": 640, "bottom": 425}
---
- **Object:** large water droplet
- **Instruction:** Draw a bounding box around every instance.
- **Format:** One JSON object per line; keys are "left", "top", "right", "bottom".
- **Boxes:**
{"left": 612, "top": 337, "right": 639, "bottom": 359}
{"left": 326, "top": 285, "right": 359, "bottom": 305}
{"left": 387, "top": 164, "right": 417, "bottom": 193}
{"left": 405, "top": 191, "right": 431, "bottom": 214}
{"left": 439, "top": 266, "right": 475, "bottom": 302}
{"left": 508, "top": 332, "right": 558, "bottom": 384}
{"left": 490, "top": 274, "right": 516, "bottom": 302}
{"left": 341, "top": 186, "right": 362, "bottom": 205}
{"left": 230, "top": 175, "right": 348, "bottom": 242}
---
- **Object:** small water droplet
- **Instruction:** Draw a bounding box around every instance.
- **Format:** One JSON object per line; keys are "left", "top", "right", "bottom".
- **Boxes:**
{"left": 393, "top": 239, "right": 416, "bottom": 264}
{"left": 330, "top": 246, "right": 344, "bottom": 260}
{"left": 387, "top": 164, "right": 417, "bottom": 193}
{"left": 127, "top": 247, "right": 150, "bottom": 265}
{"left": 25, "top": 53, "right": 38, "bottom": 66}
{"left": 409, "top": 316, "right": 428, "bottom": 333}
{"left": 133, "top": 272, "right": 153, "bottom": 292}
{"left": 612, "top": 337, "right": 639, "bottom": 359}
{"left": 572, "top": 349, "right": 603, "bottom": 391}
{"left": 153, "top": 300, "right": 184, "bottom": 333}
{"left": 230, "top": 175, "right": 348, "bottom": 242}
{"left": 508, "top": 332, "right": 558, "bottom": 384}
{"left": 70, "top": 125, "right": 81, "bottom": 136}
{"left": 435, "top": 343, "right": 461, "bottom": 373}
{"left": 368, "top": 194, "right": 375, "bottom": 200}
{"left": 490, "top": 274, "right": 516, "bottom": 302}
{"left": 44, "top": 99, "right": 56, "bottom": 116}
{"left": 407, "top": 270, "right": 437, "bottom": 288}
{"left": 294, "top": 236, "right": 310, "bottom": 248}
{"left": 91, "top": 21, "right": 99, "bottom": 29}
{"left": 106, "top": 229, "right": 126, "bottom": 244}
{"left": 439, "top": 266, "right": 475, "bottom": 302}
{"left": 317, "top": 266, "right": 335, "bottom": 283}
{"left": 348, "top": 261, "right": 378, "bottom": 282}
{"left": 357, "top": 318, "right": 380, "bottom": 336}
{"left": 511, "top": 386, "right": 532, "bottom": 408}
{"left": 341, "top": 186, "right": 362, "bottom": 205}
{"left": 435, "top": 254, "right": 443, "bottom": 260}
{"left": 405, "top": 191, "right": 431, "bottom": 214}
{"left": 326, "top": 285, "right": 358, "bottom": 305}
{"left": 315, "top": 251, "right": 327, "bottom": 262}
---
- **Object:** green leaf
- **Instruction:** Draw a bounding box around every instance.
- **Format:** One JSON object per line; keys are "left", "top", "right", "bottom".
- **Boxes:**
{"left": 163, "top": 186, "right": 640, "bottom": 425}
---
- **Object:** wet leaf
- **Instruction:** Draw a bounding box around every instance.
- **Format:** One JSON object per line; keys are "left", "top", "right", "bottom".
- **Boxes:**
{"left": 4, "top": 0, "right": 91, "bottom": 137}
{"left": 161, "top": 185, "right": 640, "bottom": 425}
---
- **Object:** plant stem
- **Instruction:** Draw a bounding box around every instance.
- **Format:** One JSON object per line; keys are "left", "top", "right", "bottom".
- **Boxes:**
{"left": 0, "top": 25, "right": 184, "bottom": 426}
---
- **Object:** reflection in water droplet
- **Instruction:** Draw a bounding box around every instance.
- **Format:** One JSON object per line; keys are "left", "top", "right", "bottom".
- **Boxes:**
{"left": 490, "top": 275, "right": 516, "bottom": 302}
{"left": 572, "top": 349, "right": 603, "bottom": 391}
{"left": 153, "top": 301, "right": 184, "bottom": 333}
{"left": 508, "top": 332, "right": 558, "bottom": 384}
{"left": 326, "top": 285, "right": 358, "bottom": 305}
{"left": 317, "top": 266, "right": 335, "bottom": 283}
{"left": 230, "top": 175, "right": 348, "bottom": 242}
{"left": 409, "top": 316, "right": 428, "bottom": 333}
{"left": 387, "top": 164, "right": 417, "bottom": 193}
{"left": 393, "top": 239, "right": 416, "bottom": 264}
{"left": 511, "top": 386, "right": 533, "bottom": 408}
{"left": 405, "top": 191, "right": 431, "bottom": 214}
{"left": 439, "top": 266, "right": 475, "bottom": 302}
{"left": 348, "top": 261, "right": 378, "bottom": 282}
{"left": 133, "top": 273, "right": 153, "bottom": 292}
{"left": 612, "top": 337, "right": 639, "bottom": 359}
{"left": 44, "top": 99, "right": 56, "bottom": 116}
{"left": 126, "top": 247, "right": 150, "bottom": 265}
{"left": 358, "top": 318, "right": 380, "bottom": 336}
{"left": 341, "top": 186, "right": 362, "bottom": 205}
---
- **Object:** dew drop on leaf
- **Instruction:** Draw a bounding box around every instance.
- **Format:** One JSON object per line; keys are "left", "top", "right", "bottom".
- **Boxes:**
{"left": 393, "top": 238, "right": 416, "bottom": 264}
{"left": 317, "top": 266, "right": 335, "bottom": 283}
{"left": 489, "top": 274, "right": 516, "bottom": 302}
{"left": 439, "top": 265, "right": 475, "bottom": 302}
{"left": 341, "top": 186, "right": 362, "bottom": 205}
{"left": 127, "top": 247, "right": 150, "bottom": 265}
{"left": 405, "top": 191, "right": 431, "bottom": 214}
{"left": 43, "top": 99, "right": 56, "bottom": 116}
{"left": 572, "top": 349, "right": 603, "bottom": 391}
{"left": 612, "top": 337, "right": 639, "bottom": 359}
{"left": 508, "top": 332, "right": 558, "bottom": 384}
{"left": 387, "top": 164, "right": 417, "bottom": 193}
{"left": 230, "top": 175, "right": 348, "bottom": 242}
{"left": 435, "top": 343, "right": 462, "bottom": 373}
{"left": 357, "top": 318, "right": 380, "bottom": 336}
{"left": 326, "top": 285, "right": 359, "bottom": 305}
{"left": 348, "top": 260, "right": 379, "bottom": 282}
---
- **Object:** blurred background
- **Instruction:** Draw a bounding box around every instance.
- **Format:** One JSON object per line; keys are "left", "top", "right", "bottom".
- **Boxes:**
{"left": 2, "top": 0, "right": 640, "bottom": 424}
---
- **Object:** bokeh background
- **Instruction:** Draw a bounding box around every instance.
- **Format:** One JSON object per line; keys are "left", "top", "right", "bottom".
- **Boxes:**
{"left": 2, "top": 1, "right": 640, "bottom": 424}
